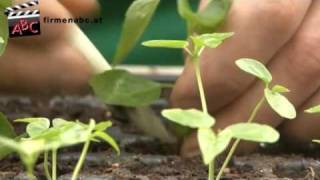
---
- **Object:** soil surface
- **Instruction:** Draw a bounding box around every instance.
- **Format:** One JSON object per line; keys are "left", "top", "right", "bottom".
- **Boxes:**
{"left": 0, "top": 96, "right": 320, "bottom": 180}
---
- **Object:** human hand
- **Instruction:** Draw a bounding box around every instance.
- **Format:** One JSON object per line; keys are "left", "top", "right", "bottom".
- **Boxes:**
{"left": 171, "top": 0, "right": 320, "bottom": 157}
{"left": 0, "top": 0, "right": 100, "bottom": 95}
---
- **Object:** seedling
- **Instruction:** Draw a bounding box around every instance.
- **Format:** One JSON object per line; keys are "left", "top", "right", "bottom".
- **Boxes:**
{"left": 0, "top": 118, "right": 119, "bottom": 180}
{"left": 211, "top": 59, "right": 297, "bottom": 179}
{"left": 143, "top": 34, "right": 281, "bottom": 180}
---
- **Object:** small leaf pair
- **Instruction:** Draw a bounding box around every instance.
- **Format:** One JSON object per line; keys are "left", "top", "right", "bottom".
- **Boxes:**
{"left": 236, "top": 59, "right": 297, "bottom": 119}
{"left": 162, "top": 108, "right": 279, "bottom": 164}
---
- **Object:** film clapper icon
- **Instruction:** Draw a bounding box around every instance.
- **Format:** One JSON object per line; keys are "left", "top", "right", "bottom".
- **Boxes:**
{"left": 4, "top": 0, "right": 40, "bottom": 38}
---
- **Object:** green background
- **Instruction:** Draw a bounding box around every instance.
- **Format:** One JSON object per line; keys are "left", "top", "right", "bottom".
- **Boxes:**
{"left": 82, "top": 0, "right": 198, "bottom": 66}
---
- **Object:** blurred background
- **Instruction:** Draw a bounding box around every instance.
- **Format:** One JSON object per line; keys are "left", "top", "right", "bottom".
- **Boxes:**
{"left": 83, "top": 0, "right": 198, "bottom": 66}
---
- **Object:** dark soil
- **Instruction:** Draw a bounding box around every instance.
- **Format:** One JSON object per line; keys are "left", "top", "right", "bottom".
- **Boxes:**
{"left": 0, "top": 96, "right": 320, "bottom": 180}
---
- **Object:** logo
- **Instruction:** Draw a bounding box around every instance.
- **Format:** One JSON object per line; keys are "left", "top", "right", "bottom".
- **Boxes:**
{"left": 4, "top": 0, "right": 40, "bottom": 38}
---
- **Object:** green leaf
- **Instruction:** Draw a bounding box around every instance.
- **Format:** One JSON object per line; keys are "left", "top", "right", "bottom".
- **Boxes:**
{"left": 305, "top": 105, "right": 320, "bottom": 114}
{"left": 312, "top": 140, "right": 320, "bottom": 144}
{"left": 0, "top": 0, "right": 12, "bottom": 9}
{"left": 94, "top": 131, "right": 120, "bottom": 155}
{"left": 198, "top": 128, "right": 216, "bottom": 165}
{"left": 178, "top": 0, "right": 231, "bottom": 34}
{"left": 198, "top": 128, "right": 233, "bottom": 165}
{"left": 0, "top": 136, "right": 45, "bottom": 172}
{"left": 0, "top": 113, "right": 15, "bottom": 138}
{"left": 0, "top": 13, "right": 9, "bottom": 56}
{"left": 90, "top": 69, "right": 162, "bottom": 107}
{"left": 272, "top": 85, "right": 290, "bottom": 93}
{"left": 142, "top": 40, "right": 188, "bottom": 49}
{"left": 52, "top": 118, "right": 71, "bottom": 128}
{"left": 162, "top": 109, "right": 215, "bottom": 128}
{"left": 113, "top": 0, "right": 160, "bottom": 65}
{"left": 225, "top": 123, "right": 280, "bottom": 143}
{"left": 236, "top": 59, "right": 272, "bottom": 84}
{"left": 0, "top": 113, "right": 16, "bottom": 159}
{"left": 192, "top": 32, "right": 234, "bottom": 48}
{"left": 0, "top": 0, "right": 10, "bottom": 56}
{"left": 94, "top": 121, "right": 112, "bottom": 131}
{"left": 264, "top": 88, "right": 296, "bottom": 119}
{"left": 16, "top": 118, "right": 50, "bottom": 138}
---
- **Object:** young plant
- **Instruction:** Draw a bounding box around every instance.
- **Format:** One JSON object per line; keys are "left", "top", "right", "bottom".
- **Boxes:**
{"left": 305, "top": 105, "right": 320, "bottom": 143}
{"left": 0, "top": 118, "right": 119, "bottom": 180}
{"left": 143, "top": 34, "right": 280, "bottom": 180}
{"left": 162, "top": 108, "right": 279, "bottom": 180}
{"left": 215, "top": 59, "right": 297, "bottom": 179}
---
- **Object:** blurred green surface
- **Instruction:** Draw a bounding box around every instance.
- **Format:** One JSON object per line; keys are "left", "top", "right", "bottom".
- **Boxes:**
{"left": 82, "top": 0, "right": 198, "bottom": 66}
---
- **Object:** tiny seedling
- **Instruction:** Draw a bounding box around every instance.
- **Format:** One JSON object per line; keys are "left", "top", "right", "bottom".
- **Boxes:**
{"left": 0, "top": 118, "right": 119, "bottom": 180}
{"left": 143, "top": 34, "right": 280, "bottom": 180}
{"left": 305, "top": 105, "right": 320, "bottom": 144}
{"left": 214, "top": 59, "right": 297, "bottom": 179}
{"left": 162, "top": 108, "right": 279, "bottom": 180}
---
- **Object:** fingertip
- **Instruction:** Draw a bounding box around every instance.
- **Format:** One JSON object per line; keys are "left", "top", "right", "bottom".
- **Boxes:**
{"left": 59, "top": 0, "right": 100, "bottom": 17}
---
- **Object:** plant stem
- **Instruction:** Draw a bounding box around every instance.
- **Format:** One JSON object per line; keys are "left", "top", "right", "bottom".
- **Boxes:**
{"left": 193, "top": 58, "right": 215, "bottom": 179}
{"left": 209, "top": 160, "right": 215, "bottom": 180}
{"left": 52, "top": 149, "right": 57, "bottom": 180}
{"left": 216, "top": 97, "right": 265, "bottom": 180}
{"left": 44, "top": 151, "right": 52, "bottom": 180}
{"left": 194, "top": 59, "right": 208, "bottom": 113}
{"left": 27, "top": 167, "right": 36, "bottom": 180}
{"left": 71, "top": 139, "right": 91, "bottom": 180}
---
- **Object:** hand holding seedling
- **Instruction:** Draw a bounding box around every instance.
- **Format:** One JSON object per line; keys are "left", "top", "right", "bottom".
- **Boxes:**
{"left": 0, "top": 0, "right": 99, "bottom": 95}
{"left": 172, "top": 0, "right": 320, "bottom": 156}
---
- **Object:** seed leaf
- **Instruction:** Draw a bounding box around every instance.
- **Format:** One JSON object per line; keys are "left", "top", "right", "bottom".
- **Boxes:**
{"left": 236, "top": 59, "right": 272, "bottom": 84}
{"left": 312, "top": 140, "right": 320, "bottom": 144}
{"left": 265, "top": 88, "right": 296, "bottom": 119}
{"left": 95, "top": 121, "right": 113, "bottom": 131}
{"left": 0, "top": 136, "right": 45, "bottom": 172}
{"left": 142, "top": 40, "right": 188, "bottom": 49}
{"left": 113, "top": 0, "right": 160, "bottom": 65}
{"left": 94, "top": 131, "right": 120, "bottom": 155}
{"left": 272, "top": 85, "right": 290, "bottom": 93}
{"left": 191, "top": 33, "right": 234, "bottom": 48}
{"left": 0, "top": 113, "right": 16, "bottom": 160}
{"left": 90, "top": 69, "right": 162, "bottom": 107}
{"left": 224, "top": 123, "right": 280, "bottom": 143}
{"left": 15, "top": 118, "right": 50, "bottom": 138}
{"left": 305, "top": 105, "right": 320, "bottom": 114}
{"left": 52, "top": 118, "right": 70, "bottom": 128}
{"left": 198, "top": 128, "right": 216, "bottom": 164}
{"left": 198, "top": 128, "right": 233, "bottom": 165}
{"left": 162, "top": 109, "right": 215, "bottom": 128}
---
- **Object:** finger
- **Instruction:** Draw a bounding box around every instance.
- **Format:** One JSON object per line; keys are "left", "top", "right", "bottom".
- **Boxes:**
{"left": 280, "top": 88, "right": 320, "bottom": 148}
{"left": 11, "top": 0, "right": 72, "bottom": 45}
{"left": 0, "top": 42, "right": 93, "bottom": 95}
{"left": 59, "top": 0, "right": 100, "bottom": 17}
{"left": 181, "top": 0, "right": 320, "bottom": 157}
{"left": 171, "top": 0, "right": 311, "bottom": 112}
